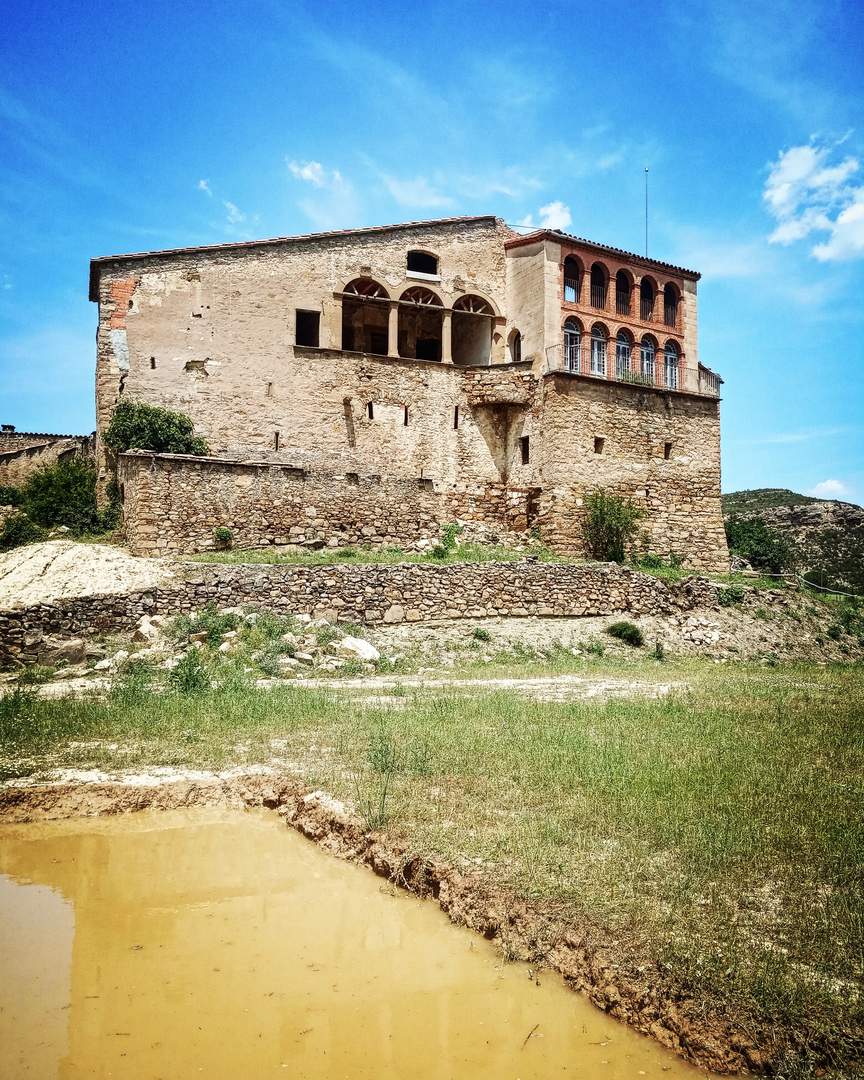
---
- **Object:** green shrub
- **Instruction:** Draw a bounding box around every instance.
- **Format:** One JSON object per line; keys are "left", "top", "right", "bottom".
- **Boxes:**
{"left": 0, "top": 513, "right": 48, "bottom": 552}
{"left": 638, "top": 552, "right": 665, "bottom": 569}
{"left": 169, "top": 649, "right": 211, "bottom": 693}
{"left": 652, "top": 640, "right": 666, "bottom": 661}
{"left": 827, "top": 624, "right": 843, "bottom": 640}
{"left": 583, "top": 492, "right": 644, "bottom": 563}
{"left": 21, "top": 458, "right": 105, "bottom": 534}
{"left": 472, "top": 627, "right": 491, "bottom": 642}
{"left": 430, "top": 543, "right": 448, "bottom": 559}
{"left": 213, "top": 526, "right": 233, "bottom": 548}
{"left": 434, "top": 522, "right": 464, "bottom": 558}
{"left": 606, "top": 620, "right": 644, "bottom": 647}
{"left": 0, "top": 484, "right": 22, "bottom": 506}
{"left": 717, "top": 585, "right": 746, "bottom": 606}
{"left": 170, "top": 604, "right": 239, "bottom": 647}
{"left": 725, "top": 515, "right": 791, "bottom": 575}
{"left": 103, "top": 400, "right": 209, "bottom": 456}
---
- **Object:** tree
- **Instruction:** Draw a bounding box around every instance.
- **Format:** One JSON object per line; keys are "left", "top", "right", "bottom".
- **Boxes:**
{"left": 103, "top": 400, "right": 209, "bottom": 456}
{"left": 725, "top": 515, "right": 791, "bottom": 575}
{"left": 22, "top": 457, "right": 103, "bottom": 534}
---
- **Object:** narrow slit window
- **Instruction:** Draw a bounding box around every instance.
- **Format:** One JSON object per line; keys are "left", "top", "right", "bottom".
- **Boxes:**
{"left": 367, "top": 402, "right": 374, "bottom": 420}
{"left": 594, "top": 437, "right": 605, "bottom": 454}
{"left": 404, "top": 405, "right": 409, "bottom": 427}
{"left": 266, "top": 381, "right": 273, "bottom": 397}
{"left": 295, "top": 309, "right": 320, "bottom": 347}
{"left": 453, "top": 405, "right": 459, "bottom": 430}
{"left": 664, "top": 441, "right": 673, "bottom": 460}
{"left": 274, "top": 431, "right": 280, "bottom": 451}
{"left": 520, "top": 435, "right": 530, "bottom": 465}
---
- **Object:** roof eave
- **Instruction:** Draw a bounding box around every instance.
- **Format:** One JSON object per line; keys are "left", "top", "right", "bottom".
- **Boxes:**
{"left": 504, "top": 229, "right": 700, "bottom": 280}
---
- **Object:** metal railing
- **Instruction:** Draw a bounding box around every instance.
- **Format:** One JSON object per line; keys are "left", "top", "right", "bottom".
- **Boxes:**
{"left": 590, "top": 283, "right": 607, "bottom": 308}
{"left": 553, "top": 344, "right": 721, "bottom": 397}
{"left": 640, "top": 297, "right": 654, "bottom": 321}
{"left": 563, "top": 276, "right": 579, "bottom": 303}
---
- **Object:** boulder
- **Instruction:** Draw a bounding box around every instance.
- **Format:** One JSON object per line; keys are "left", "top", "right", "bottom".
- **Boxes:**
{"left": 132, "top": 615, "right": 160, "bottom": 643}
{"left": 334, "top": 636, "right": 380, "bottom": 662}
{"left": 38, "top": 636, "right": 86, "bottom": 665}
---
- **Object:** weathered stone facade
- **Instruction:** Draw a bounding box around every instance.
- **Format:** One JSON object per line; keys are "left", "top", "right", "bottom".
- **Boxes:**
{"left": 0, "top": 427, "right": 94, "bottom": 487}
{"left": 0, "top": 560, "right": 717, "bottom": 665}
{"left": 90, "top": 215, "right": 728, "bottom": 569}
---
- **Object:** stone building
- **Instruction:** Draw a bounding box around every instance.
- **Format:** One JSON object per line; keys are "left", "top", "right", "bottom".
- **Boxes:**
{"left": 89, "top": 215, "right": 729, "bottom": 569}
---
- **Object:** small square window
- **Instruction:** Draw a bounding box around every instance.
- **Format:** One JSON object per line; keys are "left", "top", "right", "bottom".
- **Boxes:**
{"left": 664, "top": 441, "right": 673, "bottom": 460}
{"left": 520, "top": 435, "right": 530, "bottom": 465}
{"left": 295, "top": 310, "right": 320, "bottom": 347}
{"left": 594, "top": 436, "right": 605, "bottom": 454}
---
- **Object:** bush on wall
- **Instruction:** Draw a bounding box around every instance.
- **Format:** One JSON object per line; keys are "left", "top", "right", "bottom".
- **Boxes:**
{"left": 104, "top": 400, "right": 209, "bottom": 456}
{"left": 582, "top": 491, "right": 644, "bottom": 563}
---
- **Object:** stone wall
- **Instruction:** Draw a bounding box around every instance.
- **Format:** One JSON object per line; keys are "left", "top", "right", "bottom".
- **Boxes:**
{"left": 0, "top": 433, "right": 94, "bottom": 487}
{"left": 537, "top": 374, "right": 729, "bottom": 571}
{"left": 119, "top": 451, "right": 445, "bottom": 556}
{"left": 0, "top": 560, "right": 718, "bottom": 665}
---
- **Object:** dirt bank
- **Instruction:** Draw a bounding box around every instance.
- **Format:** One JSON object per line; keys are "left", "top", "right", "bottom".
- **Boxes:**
{"left": 0, "top": 771, "right": 813, "bottom": 1076}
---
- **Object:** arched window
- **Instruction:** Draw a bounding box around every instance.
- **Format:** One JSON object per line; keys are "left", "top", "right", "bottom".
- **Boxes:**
{"left": 452, "top": 295, "right": 493, "bottom": 366}
{"left": 590, "top": 324, "right": 608, "bottom": 377}
{"left": 563, "top": 255, "right": 581, "bottom": 303}
{"left": 615, "top": 329, "right": 632, "bottom": 380}
{"left": 398, "top": 287, "right": 443, "bottom": 361}
{"left": 664, "top": 340, "right": 679, "bottom": 389}
{"left": 615, "top": 270, "right": 632, "bottom": 316}
{"left": 341, "top": 278, "right": 390, "bottom": 354}
{"left": 407, "top": 250, "right": 439, "bottom": 275}
{"left": 664, "top": 283, "right": 679, "bottom": 327}
{"left": 563, "top": 317, "right": 581, "bottom": 372}
{"left": 640, "top": 335, "right": 656, "bottom": 382}
{"left": 509, "top": 329, "right": 522, "bottom": 364}
{"left": 590, "top": 263, "right": 608, "bottom": 309}
{"left": 640, "top": 278, "right": 656, "bottom": 321}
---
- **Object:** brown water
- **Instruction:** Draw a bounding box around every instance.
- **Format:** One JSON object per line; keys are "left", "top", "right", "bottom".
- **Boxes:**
{"left": 0, "top": 808, "right": 708, "bottom": 1079}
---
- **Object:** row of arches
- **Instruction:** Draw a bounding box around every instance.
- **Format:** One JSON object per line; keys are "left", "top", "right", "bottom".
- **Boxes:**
{"left": 340, "top": 278, "right": 496, "bottom": 365}
{"left": 563, "top": 317, "right": 682, "bottom": 389}
{"left": 563, "top": 256, "right": 680, "bottom": 327}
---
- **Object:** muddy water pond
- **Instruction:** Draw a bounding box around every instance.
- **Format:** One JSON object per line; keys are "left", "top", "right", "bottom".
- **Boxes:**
{"left": 0, "top": 807, "right": 707, "bottom": 1079}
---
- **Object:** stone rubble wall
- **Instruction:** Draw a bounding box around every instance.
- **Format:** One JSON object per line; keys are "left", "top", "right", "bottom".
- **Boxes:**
{"left": 0, "top": 435, "right": 94, "bottom": 487}
{"left": 0, "top": 560, "right": 718, "bottom": 666}
{"left": 118, "top": 451, "right": 534, "bottom": 556}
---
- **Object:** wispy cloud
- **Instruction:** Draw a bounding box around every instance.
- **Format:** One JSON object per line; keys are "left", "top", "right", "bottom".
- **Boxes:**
{"left": 763, "top": 138, "right": 864, "bottom": 261}
{"left": 286, "top": 157, "right": 360, "bottom": 229}
{"left": 743, "top": 425, "right": 855, "bottom": 446}
{"left": 197, "top": 179, "right": 212, "bottom": 196}
{"left": 380, "top": 174, "right": 455, "bottom": 209}
{"left": 222, "top": 200, "right": 246, "bottom": 225}
{"left": 808, "top": 478, "right": 853, "bottom": 500}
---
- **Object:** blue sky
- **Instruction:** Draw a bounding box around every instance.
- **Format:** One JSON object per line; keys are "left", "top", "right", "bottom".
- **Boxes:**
{"left": 1, "top": 0, "right": 862, "bottom": 501}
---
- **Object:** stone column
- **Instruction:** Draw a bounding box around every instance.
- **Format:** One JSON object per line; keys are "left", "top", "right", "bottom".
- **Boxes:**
{"left": 388, "top": 302, "right": 399, "bottom": 358}
{"left": 441, "top": 309, "right": 453, "bottom": 364}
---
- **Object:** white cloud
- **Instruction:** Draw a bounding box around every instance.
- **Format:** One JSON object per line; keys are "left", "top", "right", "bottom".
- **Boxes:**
{"left": 287, "top": 159, "right": 344, "bottom": 188}
{"left": 222, "top": 200, "right": 246, "bottom": 225}
{"left": 763, "top": 139, "right": 864, "bottom": 261}
{"left": 381, "top": 174, "right": 455, "bottom": 209}
{"left": 197, "top": 179, "right": 212, "bottom": 196}
{"left": 286, "top": 158, "right": 360, "bottom": 229}
{"left": 518, "top": 201, "right": 573, "bottom": 232}
{"left": 808, "top": 478, "right": 852, "bottom": 500}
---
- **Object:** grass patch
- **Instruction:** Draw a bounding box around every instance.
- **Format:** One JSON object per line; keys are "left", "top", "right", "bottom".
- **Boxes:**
{"left": 187, "top": 541, "right": 562, "bottom": 567}
{"left": 1, "top": 657, "right": 862, "bottom": 1071}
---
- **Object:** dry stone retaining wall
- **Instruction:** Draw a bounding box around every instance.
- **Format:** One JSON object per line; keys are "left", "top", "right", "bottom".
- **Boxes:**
{"left": 0, "top": 560, "right": 717, "bottom": 665}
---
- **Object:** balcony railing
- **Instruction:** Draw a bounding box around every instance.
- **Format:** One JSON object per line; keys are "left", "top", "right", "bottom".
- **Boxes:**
{"left": 564, "top": 276, "right": 579, "bottom": 303}
{"left": 590, "top": 284, "right": 607, "bottom": 308}
{"left": 554, "top": 344, "right": 721, "bottom": 397}
{"left": 640, "top": 297, "right": 654, "bottom": 321}
{"left": 664, "top": 304, "right": 678, "bottom": 327}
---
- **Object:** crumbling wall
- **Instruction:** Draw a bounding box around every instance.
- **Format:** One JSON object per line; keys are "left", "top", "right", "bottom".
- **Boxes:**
{"left": 0, "top": 433, "right": 94, "bottom": 487}
{"left": 536, "top": 374, "right": 729, "bottom": 571}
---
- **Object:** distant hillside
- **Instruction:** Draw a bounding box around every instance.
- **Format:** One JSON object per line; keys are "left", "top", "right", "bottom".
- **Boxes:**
{"left": 722, "top": 489, "right": 864, "bottom": 592}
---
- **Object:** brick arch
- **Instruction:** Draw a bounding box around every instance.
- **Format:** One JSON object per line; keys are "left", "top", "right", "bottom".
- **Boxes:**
{"left": 343, "top": 277, "right": 389, "bottom": 299}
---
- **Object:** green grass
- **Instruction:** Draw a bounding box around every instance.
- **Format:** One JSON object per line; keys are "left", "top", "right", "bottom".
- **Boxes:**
{"left": 1, "top": 656, "right": 862, "bottom": 1072}
{"left": 186, "top": 540, "right": 562, "bottom": 567}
